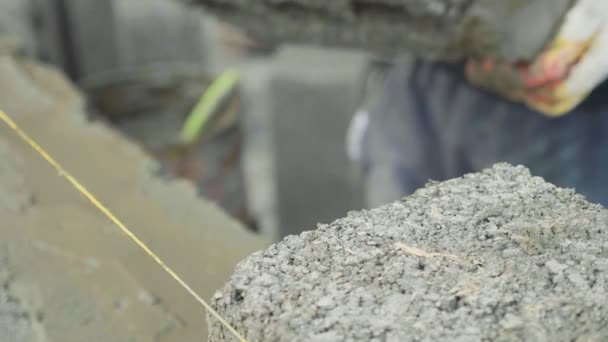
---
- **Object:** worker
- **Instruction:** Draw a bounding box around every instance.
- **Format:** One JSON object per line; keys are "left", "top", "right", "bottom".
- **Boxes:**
{"left": 351, "top": 0, "right": 608, "bottom": 208}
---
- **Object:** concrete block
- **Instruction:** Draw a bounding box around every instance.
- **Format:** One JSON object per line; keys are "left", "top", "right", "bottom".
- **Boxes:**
{"left": 209, "top": 164, "right": 608, "bottom": 341}
{"left": 240, "top": 45, "right": 369, "bottom": 239}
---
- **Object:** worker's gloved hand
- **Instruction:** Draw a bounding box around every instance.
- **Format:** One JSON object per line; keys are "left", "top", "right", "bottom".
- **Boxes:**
{"left": 465, "top": 0, "right": 608, "bottom": 117}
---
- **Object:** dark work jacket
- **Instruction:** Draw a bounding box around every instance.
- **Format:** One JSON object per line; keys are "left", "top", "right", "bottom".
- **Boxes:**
{"left": 361, "top": 58, "right": 608, "bottom": 207}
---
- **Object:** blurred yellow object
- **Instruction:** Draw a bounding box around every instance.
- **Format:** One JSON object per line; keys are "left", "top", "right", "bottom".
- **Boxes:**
{"left": 180, "top": 69, "right": 240, "bottom": 144}
{"left": 527, "top": 0, "right": 608, "bottom": 116}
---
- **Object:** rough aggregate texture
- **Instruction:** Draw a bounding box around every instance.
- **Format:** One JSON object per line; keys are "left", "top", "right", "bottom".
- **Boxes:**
{"left": 209, "top": 164, "right": 608, "bottom": 342}
{"left": 0, "top": 254, "right": 46, "bottom": 342}
{"left": 190, "top": 0, "right": 574, "bottom": 61}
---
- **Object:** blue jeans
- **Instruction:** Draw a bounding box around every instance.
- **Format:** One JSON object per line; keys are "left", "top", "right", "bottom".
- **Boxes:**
{"left": 361, "top": 58, "right": 608, "bottom": 207}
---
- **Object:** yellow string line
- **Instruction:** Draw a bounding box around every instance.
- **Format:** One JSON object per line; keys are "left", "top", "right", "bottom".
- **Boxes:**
{"left": 0, "top": 110, "right": 247, "bottom": 342}
{"left": 180, "top": 68, "right": 240, "bottom": 144}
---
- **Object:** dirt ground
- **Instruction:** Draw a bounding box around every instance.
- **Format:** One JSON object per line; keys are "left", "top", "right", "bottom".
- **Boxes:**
{"left": 0, "top": 54, "right": 269, "bottom": 341}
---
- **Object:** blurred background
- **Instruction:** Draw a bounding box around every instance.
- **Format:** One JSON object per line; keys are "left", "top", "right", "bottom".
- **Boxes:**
{"left": 0, "top": 1, "right": 378, "bottom": 340}
{"left": 1, "top": 0, "right": 375, "bottom": 240}
{"left": 2, "top": 0, "right": 607, "bottom": 341}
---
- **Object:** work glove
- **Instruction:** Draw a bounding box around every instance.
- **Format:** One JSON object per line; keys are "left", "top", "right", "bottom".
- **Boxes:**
{"left": 465, "top": 0, "right": 608, "bottom": 117}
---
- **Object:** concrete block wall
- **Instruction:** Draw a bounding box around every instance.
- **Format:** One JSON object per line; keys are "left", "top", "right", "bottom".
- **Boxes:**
{"left": 239, "top": 45, "right": 370, "bottom": 239}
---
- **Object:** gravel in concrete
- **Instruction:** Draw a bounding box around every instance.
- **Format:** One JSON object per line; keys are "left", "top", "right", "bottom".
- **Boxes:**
{"left": 209, "top": 163, "right": 608, "bottom": 342}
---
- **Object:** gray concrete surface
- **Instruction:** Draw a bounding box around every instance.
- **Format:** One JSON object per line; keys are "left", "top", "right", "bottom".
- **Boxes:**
{"left": 0, "top": 0, "right": 37, "bottom": 56}
{"left": 0, "top": 0, "right": 210, "bottom": 86}
{"left": 0, "top": 142, "right": 45, "bottom": 342}
{"left": 0, "top": 52, "right": 269, "bottom": 341}
{"left": 209, "top": 164, "right": 608, "bottom": 341}
{"left": 0, "top": 259, "right": 46, "bottom": 342}
{"left": 190, "top": 0, "right": 573, "bottom": 61}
